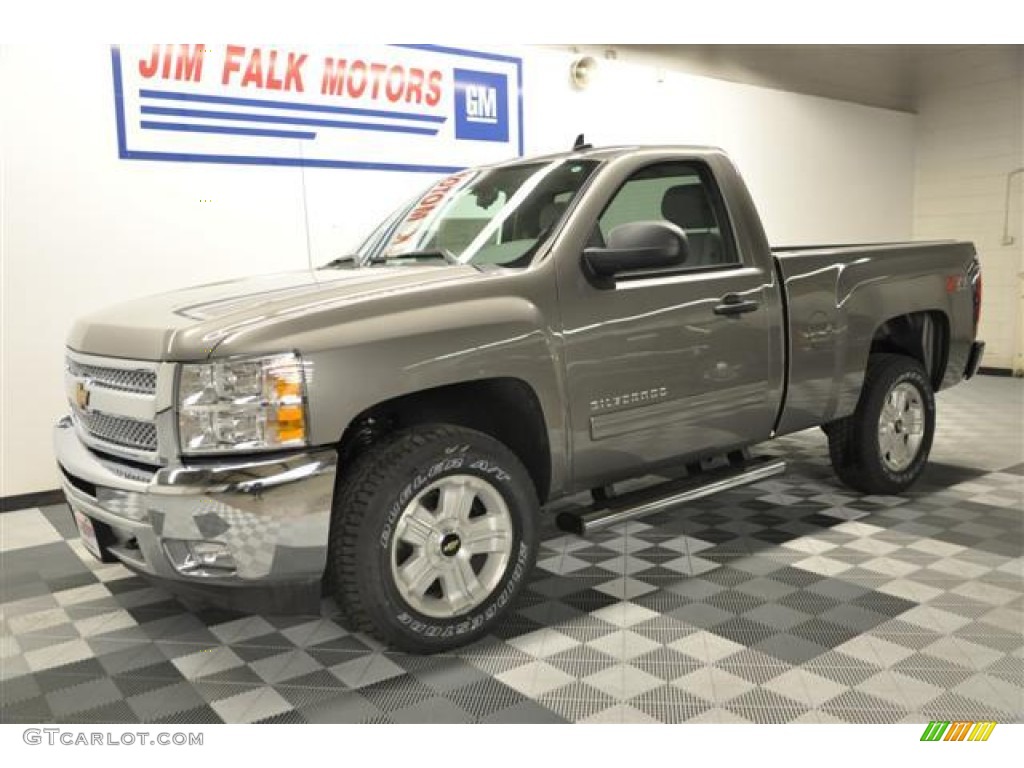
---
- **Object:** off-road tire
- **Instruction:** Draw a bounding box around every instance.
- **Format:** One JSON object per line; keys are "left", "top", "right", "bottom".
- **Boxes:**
{"left": 826, "top": 353, "right": 936, "bottom": 495}
{"left": 327, "top": 424, "right": 538, "bottom": 653}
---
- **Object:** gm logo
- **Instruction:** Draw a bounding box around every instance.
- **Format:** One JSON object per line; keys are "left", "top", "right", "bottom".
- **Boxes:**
{"left": 454, "top": 69, "right": 508, "bottom": 143}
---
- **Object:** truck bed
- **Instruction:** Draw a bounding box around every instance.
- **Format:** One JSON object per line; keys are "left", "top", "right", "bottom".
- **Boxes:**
{"left": 770, "top": 239, "right": 979, "bottom": 437}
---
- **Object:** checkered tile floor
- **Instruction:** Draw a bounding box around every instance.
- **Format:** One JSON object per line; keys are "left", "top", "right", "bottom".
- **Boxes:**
{"left": 2, "top": 376, "right": 1021, "bottom": 723}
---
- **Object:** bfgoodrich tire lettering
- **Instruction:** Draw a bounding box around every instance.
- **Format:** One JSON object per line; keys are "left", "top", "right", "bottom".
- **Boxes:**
{"left": 827, "top": 353, "right": 936, "bottom": 495}
{"left": 327, "top": 425, "right": 538, "bottom": 653}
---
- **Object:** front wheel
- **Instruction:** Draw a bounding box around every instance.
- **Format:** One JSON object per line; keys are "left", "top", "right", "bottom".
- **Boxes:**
{"left": 827, "top": 354, "right": 936, "bottom": 495}
{"left": 327, "top": 424, "right": 538, "bottom": 653}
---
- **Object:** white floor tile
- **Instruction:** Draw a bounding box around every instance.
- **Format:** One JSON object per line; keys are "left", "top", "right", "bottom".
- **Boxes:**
{"left": 0, "top": 510, "right": 63, "bottom": 552}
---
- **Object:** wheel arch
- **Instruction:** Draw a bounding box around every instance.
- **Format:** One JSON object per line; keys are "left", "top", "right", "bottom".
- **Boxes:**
{"left": 869, "top": 309, "right": 949, "bottom": 392}
{"left": 335, "top": 377, "right": 553, "bottom": 504}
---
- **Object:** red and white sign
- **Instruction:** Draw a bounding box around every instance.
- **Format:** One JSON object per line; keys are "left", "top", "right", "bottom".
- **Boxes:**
{"left": 112, "top": 44, "right": 524, "bottom": 173}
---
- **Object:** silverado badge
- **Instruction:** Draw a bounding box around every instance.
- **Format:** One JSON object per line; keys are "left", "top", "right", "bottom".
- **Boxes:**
{"left": 590, "top": 387, "right": 669, "bottom": 413}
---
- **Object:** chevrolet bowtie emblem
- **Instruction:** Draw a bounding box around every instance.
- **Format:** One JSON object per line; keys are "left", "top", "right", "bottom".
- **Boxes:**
{"left": 75, "top": 380, "right": 91, "bottom": 410}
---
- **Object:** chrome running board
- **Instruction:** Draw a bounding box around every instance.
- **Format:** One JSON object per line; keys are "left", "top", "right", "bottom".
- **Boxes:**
{"left": 556, "top": 456, "right": 787, "bottom": 536}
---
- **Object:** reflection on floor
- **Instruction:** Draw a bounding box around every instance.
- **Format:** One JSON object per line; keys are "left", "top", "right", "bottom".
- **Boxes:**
{"left": 2, "top": 376, "right": 1021, "bottom": 723}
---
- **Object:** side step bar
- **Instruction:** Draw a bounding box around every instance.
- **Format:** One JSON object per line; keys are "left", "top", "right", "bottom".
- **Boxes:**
{"left": 556, "top": 456, "right": 786, "bottom": 536}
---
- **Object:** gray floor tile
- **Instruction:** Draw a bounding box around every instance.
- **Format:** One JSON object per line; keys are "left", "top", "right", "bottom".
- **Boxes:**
{"left": 478, "top": 699, "right": 567, "bottom": 723}
{"left": 297, "top": 691, "right": 383, "bottom": 723}
{"left": 388, "top": 695, "right": 476, "bottom": 723}
{"left": 44, "top": 677, "right": 123, "bottom": 717}
{"left": 754, "top": 633, "right": 830, "bottom": 664}
{"left": 127, "top": 681, "right": 207, "bottom": 722}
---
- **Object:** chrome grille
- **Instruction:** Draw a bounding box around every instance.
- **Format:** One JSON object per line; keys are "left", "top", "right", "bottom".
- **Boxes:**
{"left": 67, "top": 359, "right": 156, "bottom": 394}
{"left": 96, "top": 457, "right": 157, "bottom": 483}
{"left": 66, "top": 350, "right": 166, "bottom": 464}
{"left": 74, "top": 411, "right": 158, "bottom": 452}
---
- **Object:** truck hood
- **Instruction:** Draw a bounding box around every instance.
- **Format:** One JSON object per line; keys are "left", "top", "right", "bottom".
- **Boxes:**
{"left": 68, "top": 265, "right": 483, "bottom": 361}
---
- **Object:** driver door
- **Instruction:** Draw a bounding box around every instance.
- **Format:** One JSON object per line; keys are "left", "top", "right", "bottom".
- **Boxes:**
{"left": 555, "top": 159, "right": 781, "bottom": 489}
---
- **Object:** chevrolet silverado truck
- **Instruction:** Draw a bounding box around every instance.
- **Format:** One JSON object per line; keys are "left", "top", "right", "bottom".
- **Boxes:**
{"left": 55, "top": 145, "right": 985, "bottom": 652}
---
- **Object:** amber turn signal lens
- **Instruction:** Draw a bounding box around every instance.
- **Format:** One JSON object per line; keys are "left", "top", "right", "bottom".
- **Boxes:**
{"left": 272, "top": 405, "right": 306, "bottom": 443}
{"left": 273, "top": 377, "right": 303, "bottom": 401}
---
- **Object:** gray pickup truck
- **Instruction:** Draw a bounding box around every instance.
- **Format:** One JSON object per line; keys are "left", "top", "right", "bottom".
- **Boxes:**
{"left": 55, "top": 145, "right": 985, "bottom": 651}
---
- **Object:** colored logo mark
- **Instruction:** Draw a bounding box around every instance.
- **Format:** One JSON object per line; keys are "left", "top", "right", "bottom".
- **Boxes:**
{"left": 920, "top": 721, "right": 997, "bottom": 741}
{"left": 453, "top": 69, "right": 509, "bottom": 143}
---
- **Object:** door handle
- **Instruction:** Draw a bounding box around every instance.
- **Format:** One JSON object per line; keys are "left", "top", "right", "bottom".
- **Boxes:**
{"left": 713, "top": 294, "right": 760, "bottom": 317}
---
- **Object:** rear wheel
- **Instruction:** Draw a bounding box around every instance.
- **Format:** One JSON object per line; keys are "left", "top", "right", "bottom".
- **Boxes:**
{"left": 827, "top": 354, "right": 936, "bottom": 495}
{"left": 327, "top": 424, "right": 538, "bottom": 653}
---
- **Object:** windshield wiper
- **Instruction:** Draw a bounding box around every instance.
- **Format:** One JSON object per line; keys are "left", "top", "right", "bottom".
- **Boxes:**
{"left": 368, "top": 248, "right": 459, "bottom": 265}
{"left": 319, "top": 255, "right": 360, "bottom": 269}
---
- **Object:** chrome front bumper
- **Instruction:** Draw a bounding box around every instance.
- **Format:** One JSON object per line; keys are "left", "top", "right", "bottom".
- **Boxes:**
{"left": 54, "top": 416, "right": 338, "bottom": 611}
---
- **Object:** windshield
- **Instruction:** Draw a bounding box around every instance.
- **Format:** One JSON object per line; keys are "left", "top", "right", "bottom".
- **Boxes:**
{"left": 353, "top": 159, "right": 600, "bottom": 268}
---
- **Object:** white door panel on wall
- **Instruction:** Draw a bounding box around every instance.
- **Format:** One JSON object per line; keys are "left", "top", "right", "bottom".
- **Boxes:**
{"left": 1017, "top": 272, "right": 1024, "bottom": 375}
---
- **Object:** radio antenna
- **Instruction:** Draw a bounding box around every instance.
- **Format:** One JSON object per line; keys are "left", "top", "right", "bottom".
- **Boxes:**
{"left": 573, "top": 134, "right": 592, "bottom": 151}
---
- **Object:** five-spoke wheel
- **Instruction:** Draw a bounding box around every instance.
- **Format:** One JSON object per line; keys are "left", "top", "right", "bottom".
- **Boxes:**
{"left": 391, "top": 475, "right": 514, "bottom": 618}
{"left": 327, "top": 425, "right": 538, "bottom": 653}
{"left": 827, "top": 353, "right": 936, "bottom": 495}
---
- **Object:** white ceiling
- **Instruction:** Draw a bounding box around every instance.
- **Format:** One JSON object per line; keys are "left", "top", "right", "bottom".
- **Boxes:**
{"left": 565, "top": 45, "right": 1022, "bottom": 113}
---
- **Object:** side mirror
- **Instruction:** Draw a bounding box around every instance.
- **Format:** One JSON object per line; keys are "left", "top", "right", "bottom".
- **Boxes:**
{"left": 582, "top": 220, "right": 689, "bottom": 285}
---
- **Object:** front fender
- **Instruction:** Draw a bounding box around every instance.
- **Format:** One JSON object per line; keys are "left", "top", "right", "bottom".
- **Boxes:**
{"left": 211, "top": 267, "right": 569, "bottom": 497}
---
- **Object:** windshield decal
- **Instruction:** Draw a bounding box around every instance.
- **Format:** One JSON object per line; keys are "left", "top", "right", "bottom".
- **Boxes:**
{"left": 387, "top": 171, "right": 475, "bottom": 254}
{"left": 358, "top": 159, "right": 600, "bottom": 268}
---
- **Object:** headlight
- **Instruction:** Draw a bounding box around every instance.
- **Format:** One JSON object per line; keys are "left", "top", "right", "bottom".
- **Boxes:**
{"left": 177, "top": 353, "right": 308, "bottom": 453}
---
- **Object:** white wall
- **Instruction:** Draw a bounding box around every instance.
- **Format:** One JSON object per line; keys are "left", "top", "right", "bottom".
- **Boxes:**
{"left": 912, "top": 45, "right": 1024, "bottom": 372}
{"left": 1, "top": 44, "right": 916, "bottom": 497}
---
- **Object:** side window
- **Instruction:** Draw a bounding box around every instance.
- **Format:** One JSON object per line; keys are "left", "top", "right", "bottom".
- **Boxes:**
{"left": 596, "top": 162, "right": 738, "bottom": 269}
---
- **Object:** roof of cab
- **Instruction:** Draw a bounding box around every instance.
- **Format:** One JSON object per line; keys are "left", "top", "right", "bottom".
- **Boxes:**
{"left": 481, "top": 144, "right": 726, "bottom": 170}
